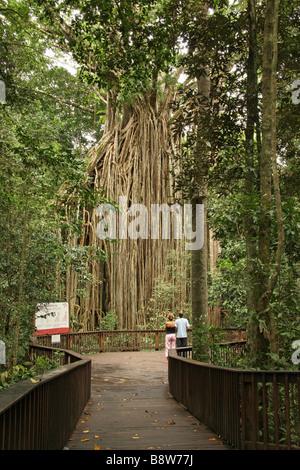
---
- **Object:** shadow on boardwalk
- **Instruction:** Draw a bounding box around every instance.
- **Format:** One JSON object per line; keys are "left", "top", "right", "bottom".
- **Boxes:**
{"left": 67, "top": 350, "right": 232, "bottom": 451}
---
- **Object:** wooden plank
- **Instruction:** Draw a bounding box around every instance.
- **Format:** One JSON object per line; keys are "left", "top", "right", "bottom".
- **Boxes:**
{"left": 67, "top": 351, "right": 231, "bottom": 451}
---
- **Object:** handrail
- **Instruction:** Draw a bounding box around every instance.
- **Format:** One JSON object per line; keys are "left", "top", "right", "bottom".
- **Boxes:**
{"left": 35, "top": 327, "right": 245, "bottom": 354}
{"left": 35, "top": 329, "right": 166, "bottom": 353}
{"left": 168, "top": 348, "right": 300, "bottom": 450}
{"left": 0, "top": 345, "right": 91, "bottom": 450}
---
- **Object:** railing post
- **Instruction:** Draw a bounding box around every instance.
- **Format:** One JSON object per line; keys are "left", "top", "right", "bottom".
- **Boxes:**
{"left": 238, "top": 328, "right": 242, "bottom": 342}
{"left": 241, "top": 373, "right": 257, "bottom": 450}
{"left": 66, "top": 334, "right": 71, "bottom": 350}
{"left": 98, "top": 332, "right": 103, "bottom": 351}
{"left": 155, "top": 331, "right": 159, "bottom": 350}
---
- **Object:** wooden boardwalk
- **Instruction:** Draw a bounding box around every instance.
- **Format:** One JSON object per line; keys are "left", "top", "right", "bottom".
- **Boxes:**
{"left": 67, "top": 350, "right": 231, "bottom": 451}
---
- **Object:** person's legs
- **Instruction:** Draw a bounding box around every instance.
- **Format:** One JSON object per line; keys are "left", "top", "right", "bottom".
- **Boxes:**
{"left": 170, "top": 334, "right": 176, "bottom": 350}
{"left": 165, "top": 335, "right": 171, "bottom": 358}
{"left": 176, "top": 337, "right": 188, "bottom": 348}
{"left": 181, "top": 337, "right": 187, "bottom": 347}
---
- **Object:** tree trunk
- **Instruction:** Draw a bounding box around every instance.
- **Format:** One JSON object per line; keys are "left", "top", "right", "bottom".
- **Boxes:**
{"left": 72, "top": 75, "right": 185, "bottom": 329}
{"left": 191, "top": 68, "right": 210, "bottom": 360}
{"left": 254, "top": 0, "right": 280, "bottom": 367}
{"left": 244, "top": 0, "right": 260, "bottom": 360}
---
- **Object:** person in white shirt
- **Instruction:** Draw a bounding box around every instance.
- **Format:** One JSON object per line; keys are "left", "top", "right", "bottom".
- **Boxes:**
{"left": 175, "top": 311, "right": 190, "bottom": 347}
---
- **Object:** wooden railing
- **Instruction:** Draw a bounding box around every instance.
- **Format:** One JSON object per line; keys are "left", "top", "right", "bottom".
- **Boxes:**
{"left": 0, "top": 345, "right": 91, "bottom": 450}
{"left": 211, "top": 340, "right": 247, "bottom": 365}
{"left": 34, "top": 328, "right": 246, "bottom": 354}
{"left": 169, "top": 348, "right": 300, "bottom": 450}
{"left": 35, "top": 329, "right": 173, "bottom": 352}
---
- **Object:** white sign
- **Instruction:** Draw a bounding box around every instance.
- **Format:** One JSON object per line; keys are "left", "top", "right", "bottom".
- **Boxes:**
{"left": 51, "top": 335, "right": 61, "bottom": 344}
{"left": 35, "top": 302, "right": 69, "bottom": 335}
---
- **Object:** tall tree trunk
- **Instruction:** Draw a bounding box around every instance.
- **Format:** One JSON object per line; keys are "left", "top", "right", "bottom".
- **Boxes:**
{"left": 254, "top": 0, "right": 280, "bottom": 367}
{"left": 244, "top": 0, "right": 260, "bottom": 360}
{"left": 266, "top": 0, "right": 283, "bottom": 358}
{"left": 191, "top": 69, "right": 210, "bottom": 360}
{"left": 191, "top": 193, "right": 208, "bottom": 358}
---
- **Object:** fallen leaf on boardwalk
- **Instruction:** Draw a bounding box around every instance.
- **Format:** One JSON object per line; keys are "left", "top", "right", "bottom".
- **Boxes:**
{"left": 30, "top": 378, "right": 41, "bottom": 383}
{"left": 94, "top": 444, "right": 100, "bottom": 450}
{"left": 208, "top": 438, "right": 216, "bottom": 441}
{"left": 166, "top": 421, "right": 175, "bottom": 425}
{"left": 120, "top": 378, "right": 126, "bottom": 381}
{"left": 94, "top": 435, "right": 100, "bottom": 439}
{"left": 83, "top": 430, "right": 89, "bottom": 433}
{"left": 81, "top": 439, "right": 90, "bottom": 442}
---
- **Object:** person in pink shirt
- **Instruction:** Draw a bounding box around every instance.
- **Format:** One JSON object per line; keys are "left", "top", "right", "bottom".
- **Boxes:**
{"left": 164, "top": 313, "right": 176, "bottom": 363}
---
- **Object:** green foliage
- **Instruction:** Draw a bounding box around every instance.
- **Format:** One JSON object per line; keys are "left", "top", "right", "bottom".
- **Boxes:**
{"left": 101, "top": 311, "right": 118, "bottom": 331}
{"left": 0, "top": 1, "right": 108, "bottom": 366}
{"left": 29, "top": 0, "right": 178, "bottom": 105}
{"left": 0, "top": 352, "right": 63, "bottom": 391}
{"left": 207, "top": 190, "right": 300, "bottom": 369}
{"left": 138, "top": 248, "right": 191, "bottom": 329}
{"left": 192, "top": 323, "right": 211, "bottom": 363}
{"left": 208, "top": 254, "right": 248, "bottom": 327}
{"left": 1, "top": 0, "right": 299, "bottom": 373}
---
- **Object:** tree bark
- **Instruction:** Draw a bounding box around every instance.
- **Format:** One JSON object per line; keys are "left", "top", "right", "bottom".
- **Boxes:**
{"left": 191, "top": 68, "right": 210, "bottom": 360}
{"left": 244, "top": 0, "right": 260, "bottom": 360}
{"left": 254, "top": 0, "right": 280, "bottom": 366}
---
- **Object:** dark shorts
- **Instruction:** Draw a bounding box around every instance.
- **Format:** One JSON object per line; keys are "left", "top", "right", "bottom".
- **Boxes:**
{"left": 176, "top": 337, "right": 187, "bottom": 348}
